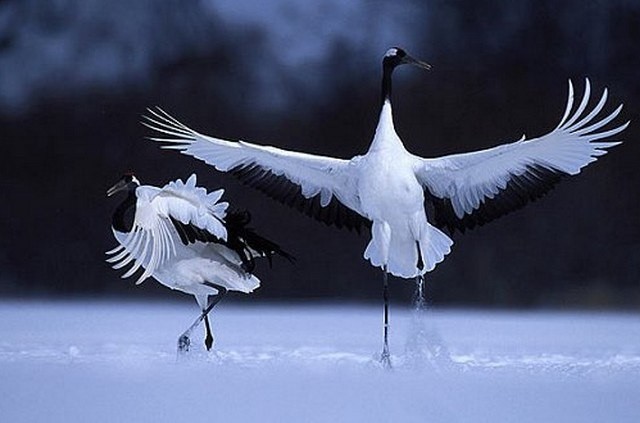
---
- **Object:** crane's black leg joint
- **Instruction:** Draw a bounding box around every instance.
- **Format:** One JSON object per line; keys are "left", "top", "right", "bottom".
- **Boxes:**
{"left": 202, "top": 282, "right": 228, "bottom": 304}
{"left": 201, "top": 282, "right": 228, "bottom": 351}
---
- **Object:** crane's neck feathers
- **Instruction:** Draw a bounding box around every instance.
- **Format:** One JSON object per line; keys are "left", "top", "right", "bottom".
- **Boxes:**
{"left": 112, "top": 188, "right": 137, "bottom": 232}
{"left": 368, "top": 100, "right": 403, "bottom": 153}
{"left": 381, "top": 62, "right": 396, "bottom": 107}
{"left": 369, "top": 60, "right": 403, "bottom": 153}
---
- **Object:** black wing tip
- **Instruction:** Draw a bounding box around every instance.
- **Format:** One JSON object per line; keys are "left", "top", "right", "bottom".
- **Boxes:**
{"left": 224, "top": 208, "right": 296, "bottom": 267}
{"left": 275, "top": 248, "right": 296, "bottom": 264}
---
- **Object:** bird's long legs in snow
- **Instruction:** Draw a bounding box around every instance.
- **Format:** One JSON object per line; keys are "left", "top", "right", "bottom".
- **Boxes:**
{"left": 414, "top": 274, "right": 425, "bottom": 311}
{"left": 379, "top": 272, "right": 426, "bottom": 368}
{"left": 178, "top": 282, "right": 228, "bottom": 353}
{"left": 380, "top": 269, "right": 392, "bottom": 368}
{"left": 203, "top": 314, "right": 214, "bottom": 351}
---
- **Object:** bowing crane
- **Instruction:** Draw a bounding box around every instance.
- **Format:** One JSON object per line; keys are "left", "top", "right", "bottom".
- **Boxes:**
{"left": 106, "top": 173, "right": 293, "bottom": 353}
{"left": 143, "top": 47, "right": 628, "bottom": 367}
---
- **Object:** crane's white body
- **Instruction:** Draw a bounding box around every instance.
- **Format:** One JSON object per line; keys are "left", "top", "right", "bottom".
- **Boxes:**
{"left": 107, "top": 175, "right": 259, "bottom": 309}
{"left": 111, "top": 229, "right": 259, "bottom": 302}
{"left": 145, "top": 79, "right": 626, "bottom": 280}
{"left": 358, "top": 101, "right": 452, "bottom": 276}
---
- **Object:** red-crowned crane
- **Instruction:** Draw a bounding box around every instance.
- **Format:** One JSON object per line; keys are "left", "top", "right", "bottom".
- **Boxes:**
{"left": 143, "top": 47, "right": 628, "bottom": 367}
{"left": 106, "top": 173, "right": 293, "bottom": 353}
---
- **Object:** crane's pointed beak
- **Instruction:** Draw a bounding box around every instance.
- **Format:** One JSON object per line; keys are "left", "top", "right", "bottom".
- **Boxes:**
{"left": 107, "top": 179, "right": 127, "bottom": 197}
{"left": 402, "top": 55, "right": 431, "bottom": 70}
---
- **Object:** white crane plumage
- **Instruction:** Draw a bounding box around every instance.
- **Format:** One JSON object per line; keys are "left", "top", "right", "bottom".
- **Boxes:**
{"left": 143, "top": 47, "right": 628, "bottom": 366}
{"left": 106, "top": 173, "right": 293, "bottom": 353}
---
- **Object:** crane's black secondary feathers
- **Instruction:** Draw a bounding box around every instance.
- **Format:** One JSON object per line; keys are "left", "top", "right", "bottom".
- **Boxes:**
{"left": 425, "top": 164, "right": 566, "bottom": 235}
{"left": 230, "top": 163, "right": 371, "bottom": 234}
{"left": 169, "top": 210, "right": 294, "bottom": 272}
{"left": 225, "top": 210, "right": 295, "bottom": 272}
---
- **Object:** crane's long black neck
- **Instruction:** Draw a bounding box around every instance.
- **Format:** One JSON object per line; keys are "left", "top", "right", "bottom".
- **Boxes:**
{"left": 380, "top": 63, "right": 396, "bottom": 107}
{"left": 112, "top": 190, "right": 136, "bottom": 233}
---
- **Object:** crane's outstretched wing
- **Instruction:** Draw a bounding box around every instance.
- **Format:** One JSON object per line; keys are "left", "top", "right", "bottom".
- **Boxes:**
{"left": 414, "top": 79, "right": 628, "bottom": 235}
{"left": 106, "top": 174, "right": 229, "bottom": 284}
{"left": 143, "top": 108, "right": 371, "bottom": 233}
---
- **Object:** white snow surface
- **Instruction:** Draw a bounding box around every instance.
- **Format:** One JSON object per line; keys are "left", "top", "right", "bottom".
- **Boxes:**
{"left": 1, "top": 300, "right": 639, "bottom": 422}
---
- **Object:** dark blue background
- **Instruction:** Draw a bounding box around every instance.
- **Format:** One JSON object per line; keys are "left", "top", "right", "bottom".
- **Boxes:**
{"left": 1, "top": 0, "right": 638, "bottom": 307}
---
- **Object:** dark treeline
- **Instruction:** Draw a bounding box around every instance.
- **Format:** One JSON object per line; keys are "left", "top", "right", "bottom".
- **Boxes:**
{"left": 1, "top": 0, "right": 638, "bottom": 307}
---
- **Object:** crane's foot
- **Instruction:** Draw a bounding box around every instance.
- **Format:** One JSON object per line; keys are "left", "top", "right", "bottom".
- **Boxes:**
{"left": 178, "top": 334, "right": 191, "bottom": 354}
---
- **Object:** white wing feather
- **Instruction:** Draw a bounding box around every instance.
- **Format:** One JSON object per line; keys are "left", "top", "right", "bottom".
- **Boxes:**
{"left": 106, "top": 174, "right": 229, "bottom": 284}
{"left": 142, "top": 108, "right": 361, "bottom": 212}
{"left": 415, "top": 79, "right": 628, "bottom": 219}
{"left": 158, "top": 174, "right": 228, "bottom": 240}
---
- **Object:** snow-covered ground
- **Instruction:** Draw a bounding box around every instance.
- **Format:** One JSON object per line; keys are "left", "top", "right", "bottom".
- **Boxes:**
{"left": 1, "top": 300, "right": 639, "bottom": 422}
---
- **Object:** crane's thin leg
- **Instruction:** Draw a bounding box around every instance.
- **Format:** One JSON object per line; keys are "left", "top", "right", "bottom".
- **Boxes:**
{"left": 414, "top": 240, "right": 426, "bottom": 312}
{"left": 380, "top": 269, "right": 392, "bottom": 369}
{"left": 178, "top": 282, "right": 228, "bottom": 354}
{"left": 203, "top": 315, "right": 214, "bottom": 351}
{"left": 414, "top": 274, "right": 425, "bottom": 311}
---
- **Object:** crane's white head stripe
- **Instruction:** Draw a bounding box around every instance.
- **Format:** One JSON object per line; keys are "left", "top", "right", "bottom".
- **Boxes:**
{"left": 384, "top": 48, "right": 398, "bottom": 58}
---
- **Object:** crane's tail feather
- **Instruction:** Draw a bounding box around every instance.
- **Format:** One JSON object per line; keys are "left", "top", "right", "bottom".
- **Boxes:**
{"left": 417, "top": 224, "right": 454, "bottom": 274}
{"left": 364, "top": 220, "right": 453, "bottom": 278}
